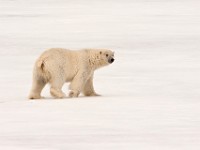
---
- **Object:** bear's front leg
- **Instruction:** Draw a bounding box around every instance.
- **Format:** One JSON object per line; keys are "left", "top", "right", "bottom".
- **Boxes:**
{"left": 69, "top": 71, "right": 88, "bottom": 98}
{"left": 83, "top": 74, "right": 100, "bottom": 96}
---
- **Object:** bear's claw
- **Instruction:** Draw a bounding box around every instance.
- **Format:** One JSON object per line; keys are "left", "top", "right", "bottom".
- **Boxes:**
{"left": 69, "top": 90, "right": 79, "bottom": 98}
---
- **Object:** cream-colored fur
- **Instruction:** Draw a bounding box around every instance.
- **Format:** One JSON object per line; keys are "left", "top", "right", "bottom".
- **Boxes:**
{"left": 29, "top": 48, "right": 115, "bottom": 99}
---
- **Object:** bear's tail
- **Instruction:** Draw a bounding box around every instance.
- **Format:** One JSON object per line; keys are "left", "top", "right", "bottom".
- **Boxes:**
{"left": 37, "top": 59, "right": 45, "bottom": 71}
{"left": 34, "top": 58, "right": 51, "bottom": 83}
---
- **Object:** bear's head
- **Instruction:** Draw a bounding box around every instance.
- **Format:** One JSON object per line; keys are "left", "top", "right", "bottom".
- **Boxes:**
{"left": 88, "top": 49, "right": 115, "bottom": 69}
{"left": 99, "top": 50, "right": 115, "bottom": 65}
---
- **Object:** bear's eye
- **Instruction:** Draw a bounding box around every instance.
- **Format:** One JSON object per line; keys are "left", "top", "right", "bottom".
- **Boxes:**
{"left": 106, "top": 54, "right": 109, "bottom": 57}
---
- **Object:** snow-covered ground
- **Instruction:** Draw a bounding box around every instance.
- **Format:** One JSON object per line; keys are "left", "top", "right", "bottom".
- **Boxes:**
{"left": 0, "top": 0, "right": 200, "bottom": 149}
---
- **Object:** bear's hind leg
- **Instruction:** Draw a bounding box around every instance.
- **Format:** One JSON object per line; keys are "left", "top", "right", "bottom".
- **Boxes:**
{"left": 68, "top": 72, "right": 88, "bottom": 98}
{"left": 29, "top": 77, "right": 46, "bottom": 99}
{"left": 50, "top": 78, "right": 65, "bottom": 99}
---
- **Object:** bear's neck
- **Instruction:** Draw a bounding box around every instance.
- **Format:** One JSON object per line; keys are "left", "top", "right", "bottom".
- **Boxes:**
{"left": 87, "top": 50, "right": 106, "bottom": 70}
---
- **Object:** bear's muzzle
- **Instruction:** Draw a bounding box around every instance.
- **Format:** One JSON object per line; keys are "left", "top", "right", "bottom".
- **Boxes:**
{"left": 108, "top": 58, "right": 115, "bottom": 64}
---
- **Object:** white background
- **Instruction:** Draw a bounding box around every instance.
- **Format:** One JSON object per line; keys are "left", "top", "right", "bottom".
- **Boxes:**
{"left": 0, "top": 0, "right": 200, "bottom": 149}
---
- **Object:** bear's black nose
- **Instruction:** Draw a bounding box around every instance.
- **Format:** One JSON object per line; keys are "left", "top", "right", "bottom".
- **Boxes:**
{"left": 110, "top": 58, "right": 115, "bottom": 63}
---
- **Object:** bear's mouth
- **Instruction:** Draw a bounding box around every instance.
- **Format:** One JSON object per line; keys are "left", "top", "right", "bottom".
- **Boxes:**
{"left": 108, "top": 58, "right": 115, "bottom": 64}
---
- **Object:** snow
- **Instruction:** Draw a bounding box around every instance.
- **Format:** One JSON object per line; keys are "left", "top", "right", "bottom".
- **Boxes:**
{"left": 0, "top": 0, "right": 200, "bottom": 149}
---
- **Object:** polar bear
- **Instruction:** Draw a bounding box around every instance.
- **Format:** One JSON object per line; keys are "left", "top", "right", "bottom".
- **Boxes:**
{"left": 29, "top": 48, "right": 115, "bottom": 99}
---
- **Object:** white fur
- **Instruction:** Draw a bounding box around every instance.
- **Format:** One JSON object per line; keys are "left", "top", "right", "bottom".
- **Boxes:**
{"left": 29, "top": 48, "right": 114, "bottom": 99}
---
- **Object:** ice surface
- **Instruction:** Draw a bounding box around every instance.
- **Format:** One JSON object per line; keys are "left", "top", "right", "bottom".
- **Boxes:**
{"left": 0, "top": 0, "right": 200, "bottom": 149}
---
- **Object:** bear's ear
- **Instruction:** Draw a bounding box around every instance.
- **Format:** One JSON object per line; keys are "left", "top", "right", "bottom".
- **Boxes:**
{"left": 100, "top": 51, "right": 102, "bottom": 54}
{"left": 112, "top": 51, "right": 115, "bottom": 56}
